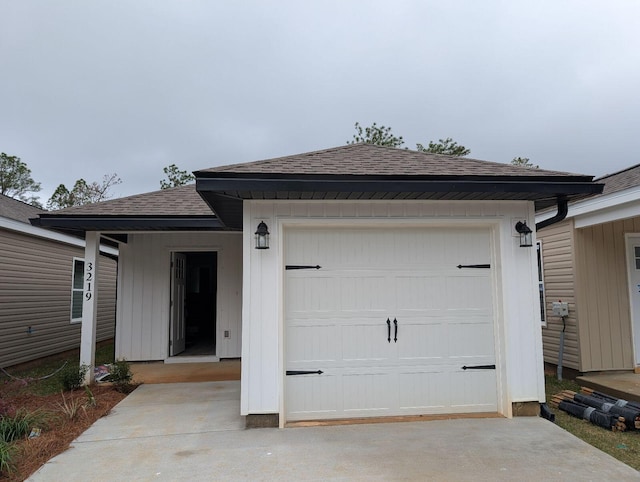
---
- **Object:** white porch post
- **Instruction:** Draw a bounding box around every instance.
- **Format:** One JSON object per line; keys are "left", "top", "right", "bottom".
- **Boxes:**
{"left": 80, "top": 231, "right": 100, "bottom": 384}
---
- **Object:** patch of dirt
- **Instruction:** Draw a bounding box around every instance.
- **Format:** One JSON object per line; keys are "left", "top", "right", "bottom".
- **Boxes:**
{"left": 1, "top": 384, "right": 129, "bottom": 481}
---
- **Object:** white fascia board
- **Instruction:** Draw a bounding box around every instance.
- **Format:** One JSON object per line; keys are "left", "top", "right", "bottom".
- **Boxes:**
{"left": 574, "top": 200, "right": 640, "bottom": 228}
{"left": 535, "top": 185, "right": 640, "bottom": 229}
{"left": 0, "top": 216, "right": 119, "bottom": 257}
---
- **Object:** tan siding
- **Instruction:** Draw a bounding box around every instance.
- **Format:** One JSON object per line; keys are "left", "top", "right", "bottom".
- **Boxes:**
{"left": 574, "top": 217, "right": 636, "bottom": 371}
{"left": 0, "top": 228, "right": 117, "bottom": 368}
{"left": 538, "top": 219, "right": 581, "bottom": 370}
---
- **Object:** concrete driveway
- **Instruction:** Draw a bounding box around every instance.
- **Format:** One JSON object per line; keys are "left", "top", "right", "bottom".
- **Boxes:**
{"left": 29, "top": 381, "right": 639, "bottom": 481}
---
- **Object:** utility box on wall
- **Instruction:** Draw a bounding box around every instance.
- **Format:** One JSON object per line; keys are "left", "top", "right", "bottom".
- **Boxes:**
{"left": 552, "top": 301, "right": 569, "bottom": 317}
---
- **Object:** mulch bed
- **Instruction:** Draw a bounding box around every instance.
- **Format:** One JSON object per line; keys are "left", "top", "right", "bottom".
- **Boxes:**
{"left": 1, "top": 384, "right": 129, "bottom": 481}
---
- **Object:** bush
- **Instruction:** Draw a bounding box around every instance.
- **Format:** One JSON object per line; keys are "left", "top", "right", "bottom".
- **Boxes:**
{"left": 60, "top": 364, "right": 89, "bottom": 391}
{"left": 108, "top": 359, "right": 134, "bottom": 393}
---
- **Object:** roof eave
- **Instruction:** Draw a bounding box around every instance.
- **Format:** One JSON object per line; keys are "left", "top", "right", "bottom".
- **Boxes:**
{"left": 31, "top": 215, "right": 227, "bottom": 232}
{"left": 196, "top": 177, "right": 604, "bottom": 196}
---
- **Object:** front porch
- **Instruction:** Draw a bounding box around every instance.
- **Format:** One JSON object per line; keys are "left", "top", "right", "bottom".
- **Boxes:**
{"left": 129, "top": 359, "right": 241, "bottom": 384}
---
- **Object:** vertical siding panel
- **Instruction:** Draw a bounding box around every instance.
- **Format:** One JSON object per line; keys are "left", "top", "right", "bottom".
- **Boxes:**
{"left": 116, "top": 232, "right": 242, "bottom": 361}
{"left": 573, "top": 218, "right": 635, "bottom": 371}
{"left": 598, "top": 223, "right": 615, "bottom": 368}
{"left": 613, "top": 220, "right": 633, "bottom": 365}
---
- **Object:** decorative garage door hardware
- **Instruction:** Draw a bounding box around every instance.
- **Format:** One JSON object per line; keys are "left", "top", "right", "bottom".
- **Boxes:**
{"left": 386, "top": 318, "right": 399, "bottom": 342}
{"left": 456, "top": 264, "right": 490, "bottom": 269}
{"left": 393, "top": 318, "right": 398, "bottom": 343}
{"left": 461, "top": 365, "right": 496, "bottom": 370}
{"left": 285, "top": 265, "right": 322, "bottom": 270}
{"left": 286, "top": 370, "right": 324, "bottom": 376}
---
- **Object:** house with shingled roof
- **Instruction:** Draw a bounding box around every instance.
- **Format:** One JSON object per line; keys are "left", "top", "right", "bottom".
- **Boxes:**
{"left": 536, "top": 163, "right": 640, "bottom": 377}
{"left": 33, "top": 143, "right": 603, "bottom": 427}
{"left": 0, "top": 193, "right": 118, "bottom": 369}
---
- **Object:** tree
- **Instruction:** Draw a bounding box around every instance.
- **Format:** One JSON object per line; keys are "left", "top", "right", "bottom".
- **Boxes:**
{"left": 416, "top": 138, "right": 470, "bottom": 156}
{"left": 160, "top": 164, "right": 195, "bottom": 189}
{"left": 0, "top": 152, "right": 42, "bottom": 207}
{"left": 47, "top": 173, "right": 121, "bottom": 210}
{"left": 511, "top": 157, "right": 539, "bottom": 169}
{"left": 347, "top": 122, "right": 404, "bottom": 148}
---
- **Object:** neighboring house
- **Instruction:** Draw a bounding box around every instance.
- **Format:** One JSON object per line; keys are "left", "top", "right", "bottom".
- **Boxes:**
{"left": 537, "top": 164, "right": 640, "bottom": 375}
{"left": 0, "top": 193, "right": 118, "bottom": 368}
{"left": 33, "top": 144, "right": 601, "bottom": 426}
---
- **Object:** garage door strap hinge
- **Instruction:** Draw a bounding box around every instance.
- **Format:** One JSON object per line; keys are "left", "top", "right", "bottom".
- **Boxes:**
{"left": 286, "top": 370, "right": 324, "bottom": 376}
{"left": 285, "top": 265, "right": 322, "bottom": 270}
{"left": 457, "top": 264, "right": 490, "bottom": 269}
{"left": 461, "top": 364, "right": 496, "bottom": 370}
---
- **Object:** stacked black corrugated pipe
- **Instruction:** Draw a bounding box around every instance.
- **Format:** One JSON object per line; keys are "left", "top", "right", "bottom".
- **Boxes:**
{"left": 578, "top": 391, "right": 640, "bottom": 431}
{"left": 558, "top": 399, "right": 622, "bottom": 430}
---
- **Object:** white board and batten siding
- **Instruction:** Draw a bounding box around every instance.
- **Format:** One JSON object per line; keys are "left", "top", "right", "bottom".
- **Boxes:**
{"left": 0, "top": 228, "right": 117, "bottom": 368}
{"left": 241, "top": 200, "right": 544, "bottom": 423}
{"left": 115, "top": 232, "right": 242, "bottom": 361}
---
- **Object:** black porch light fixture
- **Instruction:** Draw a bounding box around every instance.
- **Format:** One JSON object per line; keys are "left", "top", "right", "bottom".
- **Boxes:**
{"left": 515, "top": 221, "right": 533, "bottom": 247}
{"left": 255, "top": 221, "right": 270, "bottom": 249}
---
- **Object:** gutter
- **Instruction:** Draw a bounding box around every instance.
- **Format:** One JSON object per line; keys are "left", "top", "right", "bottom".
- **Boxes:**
{"left": 535, "top": 197, "right": 569, "bottom": 231}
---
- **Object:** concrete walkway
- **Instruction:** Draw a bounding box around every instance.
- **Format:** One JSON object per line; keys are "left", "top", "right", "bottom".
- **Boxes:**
{"left": 29, "top": 382, "right": 639, "bottom": 481}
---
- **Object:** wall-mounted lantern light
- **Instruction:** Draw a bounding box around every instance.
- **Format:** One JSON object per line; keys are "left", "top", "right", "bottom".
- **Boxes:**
{"left": 515, "top": 221, "right": 533, "bottom": 247}
{"left": 255, "top": 221, "right": 270, "bottom": 249}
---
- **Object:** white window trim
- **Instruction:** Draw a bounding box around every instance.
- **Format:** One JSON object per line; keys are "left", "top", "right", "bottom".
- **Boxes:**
{"left": 537, "top": 241, "right": 547, "bottom": 327}
{"left": 71, "top": 257, "right": 84, "bottom": 324}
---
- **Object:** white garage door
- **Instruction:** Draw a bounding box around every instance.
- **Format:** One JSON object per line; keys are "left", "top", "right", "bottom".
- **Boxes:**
{"left": 284, "top": 226, "right": 498, "bottom": 421}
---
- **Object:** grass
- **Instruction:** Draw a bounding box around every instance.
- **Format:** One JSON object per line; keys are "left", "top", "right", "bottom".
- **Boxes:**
{"left": 0, "top": 342, "right": 115, "bottom": 396}
{"left": 0, "top": 440, "right": 17, "bottom": 477}
{"left": 546, "top": 375, "right": 640, "bottom": 471}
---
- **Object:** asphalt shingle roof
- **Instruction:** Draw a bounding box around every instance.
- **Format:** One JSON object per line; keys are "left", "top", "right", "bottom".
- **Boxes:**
{"left": 595, "top": 163, "right": 640, "bottom": 196}
{"left": 197, "top": 144, "right": 586, "bottom": 179}
{"left": 0, "top": 194, "right": 45, "bottom": 223}
{"left": 48, "top": 183, "right": 212, "bottom": 216}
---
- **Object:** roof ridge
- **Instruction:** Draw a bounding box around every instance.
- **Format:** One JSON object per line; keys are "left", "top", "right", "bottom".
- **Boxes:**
{"left": 594, "top": 163, "right": 640, "bottom": 182}
{"left": 0, "top": 192, "right": 46, "bottom": 212}
{"left": 206, "top": 145, "right": 368, "bottom": 172}
{"left": 50, "top": 183, "right": 196, "bottom": 214}
{"left": 200, "top": 143, "right": 585, "bottom": 177}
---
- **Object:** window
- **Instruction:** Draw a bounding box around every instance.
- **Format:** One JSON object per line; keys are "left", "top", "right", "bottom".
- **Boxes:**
{"left": 537, "top": 242, "right": 547, "bottom": 326}
{"left": 71, "top": 258, "right": 84, "bottom": 323}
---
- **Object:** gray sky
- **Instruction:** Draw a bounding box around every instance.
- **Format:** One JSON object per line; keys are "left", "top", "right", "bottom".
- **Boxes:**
{"left": 2, "top": 1, "right": 639, "bottom": 204}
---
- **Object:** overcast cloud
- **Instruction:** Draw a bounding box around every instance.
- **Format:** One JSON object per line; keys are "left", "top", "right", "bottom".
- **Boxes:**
{"left": 1, "top": 1, "right": 639, "bottom": 203}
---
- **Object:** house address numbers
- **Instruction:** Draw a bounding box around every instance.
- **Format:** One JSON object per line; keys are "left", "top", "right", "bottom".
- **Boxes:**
{"left": 84, "top": 262, "right": 93, "bottom": 301}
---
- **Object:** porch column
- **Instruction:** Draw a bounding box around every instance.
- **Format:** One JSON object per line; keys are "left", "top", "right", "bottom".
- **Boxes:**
{"left": 80, "top": 231, "right": 100, "bottom": 384}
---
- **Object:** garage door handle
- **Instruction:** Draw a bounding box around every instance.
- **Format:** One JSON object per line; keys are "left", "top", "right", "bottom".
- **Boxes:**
{"left": 393, "top": 318, "right": 398, "bottom": 343}
{"left": 386, "top": 318, "right": 391, "bottom": 343}
{"left": 286, "top": 370, "right": 324, "bottom": 375}
{"left": 461, "top": 365, "right": 496, "bottom": 370}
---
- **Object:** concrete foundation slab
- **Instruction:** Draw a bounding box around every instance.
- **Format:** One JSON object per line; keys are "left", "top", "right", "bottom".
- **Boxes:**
{"left": 29, "top": 381, "right": 640, "bottom": 481}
